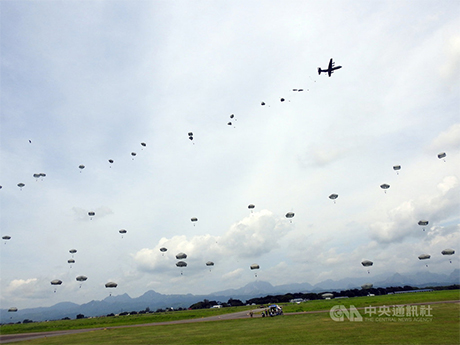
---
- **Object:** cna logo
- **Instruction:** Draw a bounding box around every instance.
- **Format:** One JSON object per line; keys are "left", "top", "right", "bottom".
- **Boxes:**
{"left": 330, "top": 305, "right": 363, "bottom": 322}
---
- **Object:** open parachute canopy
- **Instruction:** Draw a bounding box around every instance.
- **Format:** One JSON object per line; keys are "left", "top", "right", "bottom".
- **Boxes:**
{"left": 418, "top": 254, "right": 431, "bottom": 260}
{"left": 105, "top": 282, "right": 117, "bottom": 288}
{"left": 76, "top": 275, "right": 87, "bottom": 282}
{"left": 176, "top": 261, "right": 187, "bottom": 267}
{"left": 69, "top": 249, "right": 77, "bottom": 254}
{"left": 206, "top": 261, "right": 214, "bottom": 266}
{"left": 176, "top": 252, "right": 187, "bottom": 260}
{"left": 442, "top": 249, "right": 455, "bottom": 255}
{"left": 160, "top": 247, "right": 167, "bottom": 252}
{"left": 250, "top": 264, "right": 260, "bottom": 270}
{"left": 361, "top": 260, "right": 373, "bottom": 267}
{"left": 8, "top": 307, "right": 18, "bottom": 312}
{"left": 51, "top": 279, "right": 62, "bottom": 285}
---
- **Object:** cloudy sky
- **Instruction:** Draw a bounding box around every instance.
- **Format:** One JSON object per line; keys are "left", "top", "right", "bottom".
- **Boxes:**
{"left": 1, "top": 0, "right": 459, "bottom": 309}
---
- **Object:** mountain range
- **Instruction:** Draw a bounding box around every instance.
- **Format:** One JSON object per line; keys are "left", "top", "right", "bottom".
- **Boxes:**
{"left": 1, "top": 269, "right": 458, "bottom": 323}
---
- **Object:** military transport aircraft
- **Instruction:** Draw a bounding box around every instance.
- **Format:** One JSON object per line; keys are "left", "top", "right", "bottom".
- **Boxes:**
{"left": 318, "top": 58, "right": 342, "bottom": 77}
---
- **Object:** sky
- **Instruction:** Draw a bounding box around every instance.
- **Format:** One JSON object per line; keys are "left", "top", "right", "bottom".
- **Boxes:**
{"left": 0, "top": 0, "right": 459, "bottom": 310}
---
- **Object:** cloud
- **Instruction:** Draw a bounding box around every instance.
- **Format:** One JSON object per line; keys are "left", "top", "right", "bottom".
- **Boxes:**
{"left": 369, "top": 176, "right": 459, "bottom": 244}
{"left": 133, "top": 210, "right": 293, "bottom": 275}
{"left": 428, "top": 123, "right": 460, "bottom": 153}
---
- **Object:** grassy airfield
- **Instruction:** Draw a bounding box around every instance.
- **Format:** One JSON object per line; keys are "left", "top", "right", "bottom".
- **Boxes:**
{"left": 1, "top": 289, "right": 459, "bottom": 344}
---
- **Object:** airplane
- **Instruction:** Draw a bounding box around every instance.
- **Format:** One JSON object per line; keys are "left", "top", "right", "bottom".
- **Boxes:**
{"left": 318, "top": 58, "right": 342, "bottom": 77}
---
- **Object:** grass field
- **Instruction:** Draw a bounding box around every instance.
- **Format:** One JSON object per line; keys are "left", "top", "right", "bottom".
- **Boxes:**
{"left": 1, "top": 290, "right": 459, "bottom": 344}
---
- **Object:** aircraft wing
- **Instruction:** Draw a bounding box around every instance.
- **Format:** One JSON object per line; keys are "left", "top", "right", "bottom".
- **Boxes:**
{"left": 328, "top": 58, "right": 333, "bottom": 70}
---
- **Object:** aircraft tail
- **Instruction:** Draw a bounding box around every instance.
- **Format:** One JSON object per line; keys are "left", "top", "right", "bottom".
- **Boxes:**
{"left": 318, "top": 68, "right": 321, "bottom": 75}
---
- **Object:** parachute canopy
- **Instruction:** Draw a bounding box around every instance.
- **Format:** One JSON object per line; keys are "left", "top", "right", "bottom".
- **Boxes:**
{"left": 2, "top": 236, "right": 11, "bottom": 240}
{"left": 76, "top": 275, "right": 87, "bottom": 282}
{"left": 442, "top": 249, "right": 455, "bottom": 255}
{"left": 418, "top": 254, "right": 431, "bottom": 260}
{"left": 105, "top": 282, "right": 117, "bottom": 288}
{"left": 206, "top": 261, "right": 214, "bottom": 266}
{"left": 380, "top": 184, "right": 390, "bottom": 190}
{"left": 176, "top": 252, "right": 187, "bottom": 260}
{"left": 438, "top": 152, "right": 446, "bottom": 159}
{"left": 67, "top": 259, "right": 75, "bottom": 264}
{"left": 141, "top": 142, "right": 146, "bottom": 147}
{"left": 361, "top": 260, "right": 373, "bottom": 267}
{"left": 329, "top": 194, "right": 338, "bottom": 200}
{"left": 418, "top": 220, "right": 429, "bottom": 226}
{"left": 51, "top": 279, "right": 62, "bottom": 285}
{"left": 17, "top": 183, "right": 25, "bottom": 188}
{"left": 108, "top": 159, "right": 114, "bottom": 164}
{"left": 79, "top": 165, "right": 85, "bottom": 170}
{"left": 285, "top": 212, "right": 295, "bottom": 219}
{"left": 176, "top": 261, "right": 187, "bottom": 267}
{"left": 131, "top": 152, "right": 137, "bottom": 157}
{"left": 88, "top": 211, "right": 95, "bottom": 217}
{"left": 8, "top": 307, "right": 18, "bottom": 312}
{"left": 393, "top": 165, "right": 401, "bottom": 171}
{"left": 191, "top": 217, "right": 198, "bottom": 222}
{"left": 250, "top": 264, "right": 260, "bottom": 270}
{"left": 119, "top": 229, "right": 127, "bottom": 234}
{"left": 160, "top": 247, "right": 167, "bottom": 252}
{"left": 69, "top": 249, "right": 77, "bottom": 254}
{"left": 248, "top": 204, "right": 255, "bottom": 209}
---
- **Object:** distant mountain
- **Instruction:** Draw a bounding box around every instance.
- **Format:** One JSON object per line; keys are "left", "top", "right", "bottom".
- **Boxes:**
{"left": 1, "top": 269, "right": 458, "bottom": 323}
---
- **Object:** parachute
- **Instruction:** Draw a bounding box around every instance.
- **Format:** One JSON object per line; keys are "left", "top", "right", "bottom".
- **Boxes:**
{"left": 418, "top": 254, "right": 431, "bottom": 267}
{"left": 69, "top": 249, "right": 77, "bottom": 258}
{"left": 119, "top": 229, "right": 127, "bottom": 238}
{"left": 176, "top": 252, "right": 187, "bottom": 260}
{"left": 88, "top": 211, "right": 95, "bottom": 220}
{"left": 280, "top": 98, "right": 285, "bottom": 102}
{"left": 131, "top": 152, "right": 137, "bottom": 160}
{"left": 329, "top": 194, "right": 338, "bottom": 203}
{"left": 141, "top": 142, "right": 147, "bottom": 147}
{"left": 8, "top": 307, "right": 18, "bottom": 312}
{"left": 285, "top": 212, "right": 295, "bottom": 223}
{"left": 380, "top": 184, "right": 390, "bottom": 193}
{"left": 188, "top": 132, "right": 194, "bottom": 143}
{"left": 393, "top": 165, "right": 401, "bottom": 174}
{"left": 361, "top": 260, "right": 373, "bottom": 274}
{"left": 191, "top": 217, "right": 198, "bottom": 225}
{"left": 51, "top": 279, "right": 62, "bottom": 293}
{"left": 437, "top": 152, "right": 446, "bottom": 161}
{"left": 2, "top": 235, "right": 11, "bottom": 244}
{"left": 105, "top": 282, "right": 117, "bottom": 295}
{"left": 206, "top": 261, "right": 214, "bottom": 272}
{"left": 261, "top": 101, "right": 265, "bottom": 106}
{"left": 160, "top": 247, "right": 167, "bottom": 256}
{"left": 418, "top": 220, "right": 429, "bottom": 231}
{"left": 108, "top": 159, "right": 114, "bottom": 168}
{"left": 248, "top": 204, "right": 255, "bottom": 213}
{"left": 67, "top": 259, "right": 75, "bottom": 268}
{"left": 17, "top": 183, "right": 25, "bottom": 190}
{"left": 76, "top": 275, "right": 87, "bottom": 288}
{"left": 78, "top": 165, "right": 85, "bottom": 172}
{"left": 176, "top": 261, "right": 187, "bottom": 275}
{"left": 250, "top": 264, "right": 260, "bottom": 277}
{"left": 442, "top": 249, "right": 455, "bottom": 263}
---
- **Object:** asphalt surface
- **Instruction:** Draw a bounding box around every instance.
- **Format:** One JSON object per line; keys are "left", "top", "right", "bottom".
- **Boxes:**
{"left": 1, "top": 301, "right": 459, "bottom": 344}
